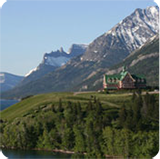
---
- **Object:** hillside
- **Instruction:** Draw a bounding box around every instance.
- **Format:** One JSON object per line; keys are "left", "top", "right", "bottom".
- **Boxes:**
{"left": 0, "top": 92, "right": 159, "bottom": 158}
{"left": 0, "top": 92, "right": 130, "bottom": 121}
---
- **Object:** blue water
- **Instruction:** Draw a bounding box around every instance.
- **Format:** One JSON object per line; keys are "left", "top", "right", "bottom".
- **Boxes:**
{"left": 2, "top": 149, "right": 72, "bottom": 159}
{"left": 0, "top": 99, "right": 19, "bottom": 111}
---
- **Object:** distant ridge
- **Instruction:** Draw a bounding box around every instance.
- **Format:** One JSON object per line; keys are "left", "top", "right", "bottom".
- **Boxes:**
{"left": 0, "top": 72, "right": 24, "bottom": 92}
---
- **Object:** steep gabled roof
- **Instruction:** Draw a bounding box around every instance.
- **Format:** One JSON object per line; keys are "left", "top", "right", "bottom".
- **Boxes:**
{"left": 105, "top": 69, "right": 146, "bottom": 84}
{"left": 119, "top": 71, "right": 128, "bottom": 81}
{"left": 105, "top": 70, "right": 128, "bottom": 84}
{"left": 105, "top": 74, "right": 122, "bottom": 84}
{"left": 131, "top": 74, "right": 146, "bottom": 84}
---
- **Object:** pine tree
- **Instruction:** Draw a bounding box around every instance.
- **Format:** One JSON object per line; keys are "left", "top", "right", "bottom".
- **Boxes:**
{"left": 132, "top": 94, "right": 143, "bottom": 131}
{"left": 73, "top": 125, "right": 85, "bottom": 153}
{"left": 119, "top": 104, "right": 127, "bottom": 128}
{"left": 58, "top": 98, "right": 63, "bottom": 112}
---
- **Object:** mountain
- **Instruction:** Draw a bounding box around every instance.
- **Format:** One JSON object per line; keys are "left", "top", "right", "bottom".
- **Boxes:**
{"left": 21, "top": 44, "right": 88, "bottom": 85}
{"left": 76, "top": 34, "right": 159, "bottom": 91}
{"left": 1, "top": 6, "right": 159, "bottom": 99}
{"left": 0, "top": 72, "right": 24, "bottom": 92}
{"left": 106, "top": 34, "right": 159, "bottom": 87}
{"left": 81, "top": 6, "right": 159, "bottom": 67}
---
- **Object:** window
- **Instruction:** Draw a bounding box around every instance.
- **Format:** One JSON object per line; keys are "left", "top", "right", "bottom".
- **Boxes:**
{"left": 137, "top": 79, "right": 141, "bottom": 83}
{"left": 108, "top": 78, "right": 112, "bottom": 83}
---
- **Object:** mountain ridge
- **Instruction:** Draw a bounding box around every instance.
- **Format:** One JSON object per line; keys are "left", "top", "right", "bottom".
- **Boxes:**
{"left": 21, "top": 44, "right": 88, "bottom": 85}
{"left": 1, "top": 6, "right": 159, "bottom": 99}
{"left": 0, "top": 72, "right": 24, "bottom": 92}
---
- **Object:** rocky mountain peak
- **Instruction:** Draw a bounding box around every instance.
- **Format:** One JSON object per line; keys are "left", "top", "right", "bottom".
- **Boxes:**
{"left": 81, "top": 6, "right": 159, "bottom": 64}
{"left": 147, "top": 6, "right": 159, "bottom": 15}
{"left": 59, "top": 47, "right": 64, "bottom": 53}
{"left": 24, "top": 43, "right": 88, "bottom": 81}
{"left": 68, "top": 44, "right": 88, "bottom": 57}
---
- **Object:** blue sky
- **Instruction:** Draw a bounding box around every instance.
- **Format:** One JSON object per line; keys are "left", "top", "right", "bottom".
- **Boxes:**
{"left": 0, "top": 0, "right": 157, "bottom": 76}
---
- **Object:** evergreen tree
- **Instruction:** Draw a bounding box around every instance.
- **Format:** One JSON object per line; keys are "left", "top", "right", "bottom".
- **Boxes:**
{"left": 119, "top": 104, "right": 127, "bottom": 128}
{"left": 125, "top": 107, "right": 133, "bottom": 130}
{"left": 132, "top": 94, "right": 143, "bottom": 131}
{"left": 57, "top": 98, "right": 63, "bottom": 112}
{"left": 62, "top": 124, "right": 74, "bottom": 150}
{"left": 73, "top": 125, "right": 85, "bottom": 153}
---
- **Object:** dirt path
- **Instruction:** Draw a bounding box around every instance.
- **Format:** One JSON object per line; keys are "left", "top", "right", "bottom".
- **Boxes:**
{"left": 73, "top": 91, "right": 96, "bottom": 96}
{"left": 74, "top": 91, "right": 159, "bottom": 96}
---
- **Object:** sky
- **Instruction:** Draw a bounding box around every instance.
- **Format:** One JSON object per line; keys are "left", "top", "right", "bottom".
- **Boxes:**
{"left": 0, "top": 0, "right": 158, "bottom": 76}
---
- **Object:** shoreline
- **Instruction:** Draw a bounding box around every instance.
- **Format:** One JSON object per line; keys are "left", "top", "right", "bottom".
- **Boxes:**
{"left": 1, "top": 148, "right": 123, "bottom": 158}
{"left": 1, "top": 147, "right": 84, "bottom": 155}
{"left": 33, "top": 148, "right": 76, "bottom": 154}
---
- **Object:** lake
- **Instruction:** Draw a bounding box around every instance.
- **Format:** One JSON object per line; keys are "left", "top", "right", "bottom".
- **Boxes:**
{"left": 0, "top": 99, "right": 19, "bottom": 111}
{"left": 2, "top": 149, "right": 72, "bottom": 159}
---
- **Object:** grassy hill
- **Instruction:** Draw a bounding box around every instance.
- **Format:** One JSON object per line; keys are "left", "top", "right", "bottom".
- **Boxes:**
{"left": 1, "top": 92, "right": 132, "bottom": 122}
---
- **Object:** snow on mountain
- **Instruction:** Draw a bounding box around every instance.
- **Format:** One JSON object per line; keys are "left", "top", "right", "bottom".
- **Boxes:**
{"left": 82, "top": 6, "right": 159, "bottom": 63}
{"left": 44, "top": 56, "right": 70, "bottom": 67}
{"left": 42, "top": 48, "right": 70, "bottom": 67}
{"left": 25, "top": 67, "right": 38, "bottom": 77}
{"left": 22, "top": 44, "right": 88, "bottom": 84}
{"left": 105, "top": 6, "right": 159, "bottom": 51}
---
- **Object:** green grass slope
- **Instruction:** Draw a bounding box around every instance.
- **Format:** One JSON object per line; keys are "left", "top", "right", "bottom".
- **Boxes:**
{"left": 1, "top": 92, "right": 132, "bottom": 122}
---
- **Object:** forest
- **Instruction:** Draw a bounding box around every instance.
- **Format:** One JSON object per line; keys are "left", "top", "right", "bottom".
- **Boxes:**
{"left": 0, "top": 91, "right": 159, "bottom": 158}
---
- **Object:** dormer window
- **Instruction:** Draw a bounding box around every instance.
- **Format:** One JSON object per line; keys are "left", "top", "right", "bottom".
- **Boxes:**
{"left": 137, "top": 79, "right": 141, "bottom": 83}
{"left": 108, "top": 78, "right": 111, "bottom": 83}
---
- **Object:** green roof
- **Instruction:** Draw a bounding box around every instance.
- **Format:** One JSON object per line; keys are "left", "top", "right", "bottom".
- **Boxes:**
{"left": 105, "top": 70, "right": 146, "bottom": 84}
{"left": 120, "top": 71, "right": 128, "bottom": 80}
{"left": 131, "top": 75, "right": 146, "bottom": 84}
{"left": 105, "top": 70, "right": 128, "bottom": 84}
{"left": 105, "top": 74, "right": 121, "bottom": 84}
